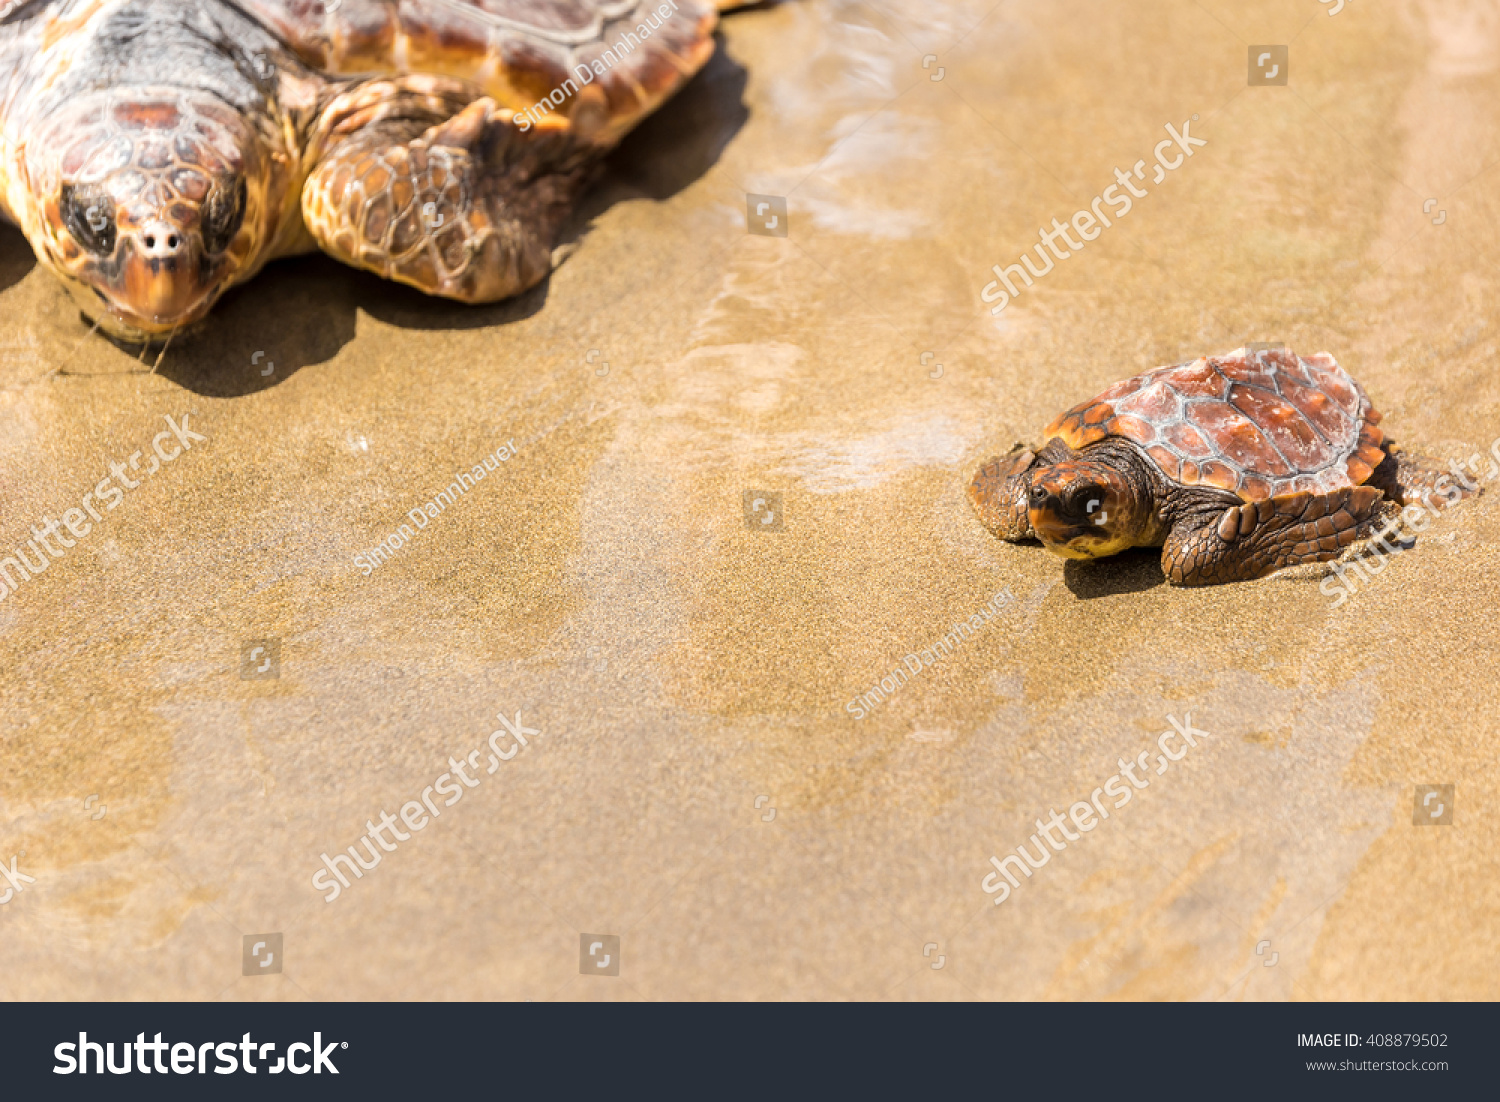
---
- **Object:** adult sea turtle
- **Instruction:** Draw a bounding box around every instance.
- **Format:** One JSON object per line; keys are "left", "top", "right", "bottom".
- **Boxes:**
{"left": 969, "top": 347, "right": 1476, "bottom": 586}
{"left": 0, "top": 0, "right": 740, "bottom": 341}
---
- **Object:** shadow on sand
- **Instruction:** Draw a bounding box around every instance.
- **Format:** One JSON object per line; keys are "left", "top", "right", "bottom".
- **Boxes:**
{"left": 0, "top": 222, "right": 33, "bottom": 296}
{"left": 1063, "top": 547, "right": 1167, "bottom": 598}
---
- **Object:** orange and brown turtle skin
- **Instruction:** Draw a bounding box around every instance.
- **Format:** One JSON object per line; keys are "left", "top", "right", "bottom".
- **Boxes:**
{"left": 0, "top": 0, "right": 743, "bottom": 342}
{"left": 969, "top": 347, "right": 1476, "bottom": 586}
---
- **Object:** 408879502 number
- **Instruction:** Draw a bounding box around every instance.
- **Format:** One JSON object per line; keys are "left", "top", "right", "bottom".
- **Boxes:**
{"left": 1365, "top": 1034, "right": 1448, "bottom": 1047}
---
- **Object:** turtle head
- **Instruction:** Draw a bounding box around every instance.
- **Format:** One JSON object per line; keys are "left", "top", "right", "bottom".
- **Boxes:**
{"left": 26, "top": 91, "right": 276, "bottom": 339}
{"left": 1026, "top": 460, "right": 1150, "bottom": 560}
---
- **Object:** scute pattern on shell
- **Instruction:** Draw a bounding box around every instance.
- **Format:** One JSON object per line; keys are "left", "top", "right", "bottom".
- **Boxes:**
{"left": 1043, "top": 348, "right": 1388, "bottom": 501}
{"left": 38, "top": 93, "right": 253, "bottom": 251}
{"left": 238, "top": 0, "right": 721, "bottom": 144}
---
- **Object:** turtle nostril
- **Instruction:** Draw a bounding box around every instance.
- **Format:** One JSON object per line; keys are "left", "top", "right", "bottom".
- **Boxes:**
{"left": 138, "top": 222, "right": 186, "bottom": 257}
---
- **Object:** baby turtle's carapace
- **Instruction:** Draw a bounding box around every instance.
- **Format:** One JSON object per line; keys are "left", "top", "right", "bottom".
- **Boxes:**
{"left": 969, "top": 347, "right": 1476, "bottom": 586}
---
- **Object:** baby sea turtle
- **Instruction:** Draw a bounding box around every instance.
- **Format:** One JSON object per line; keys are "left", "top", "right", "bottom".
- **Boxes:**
{"left": 969, "top": 347, "right": 1474, "bottom": 586}
{"left": 0, "top": 0, "right": 738, "bottom": 340}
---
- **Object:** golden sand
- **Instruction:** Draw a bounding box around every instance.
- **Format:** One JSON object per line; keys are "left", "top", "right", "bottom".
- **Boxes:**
{"left": 0, "top": 0, "right": 1495, "bottom": 999}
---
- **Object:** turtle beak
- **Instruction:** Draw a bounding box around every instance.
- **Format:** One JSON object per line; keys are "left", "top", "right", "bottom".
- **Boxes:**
{"left": 118, "top": 220, "right": 206, "bottom": 325}
{"left": 1028, "top": 485, "right": 1128, "bottom": 559}
{"left": 1029, "top": 498, "right": 1101, "bottom": 558}
{"left": 70, "top": 222, "right": 223, "bottom": 338}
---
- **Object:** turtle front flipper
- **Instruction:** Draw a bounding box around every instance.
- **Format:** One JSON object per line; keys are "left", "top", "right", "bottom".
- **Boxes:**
{"left": 302, "top": 78, "right": 598, "bottom": 303}
{"left": 968, "top": 445, "right": 1041, "bottom": 541}
{"left": 1161, "top": 486, "right": 1384, "bottom": 586}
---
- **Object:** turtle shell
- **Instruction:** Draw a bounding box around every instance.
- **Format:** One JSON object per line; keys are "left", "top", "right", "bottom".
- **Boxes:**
{"left": 1042, "top": 348, "right": 1387, "bottom": 502}
{"left": 240, "top": 0, "right": 721, "bottom": 144}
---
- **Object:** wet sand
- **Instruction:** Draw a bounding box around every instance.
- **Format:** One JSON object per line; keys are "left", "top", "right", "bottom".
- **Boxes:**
{"left": 0, "top": 0, "right": 1496, "bottom": 1000}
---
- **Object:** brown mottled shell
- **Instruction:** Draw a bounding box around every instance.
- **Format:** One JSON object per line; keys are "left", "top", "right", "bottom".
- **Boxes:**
{"left": 239, "top": 0, "right": 722, "bottom": 145}
{"left": 1042, "top": 348, "right": 1386, "bottom": 502}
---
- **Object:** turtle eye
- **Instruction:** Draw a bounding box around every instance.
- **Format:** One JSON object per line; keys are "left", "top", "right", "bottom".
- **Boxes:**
{"left": 201, "top": 177, "right": 246, "bottom": 254}
{"left": 60, "top": 183, "right": 117, "bottom": 256}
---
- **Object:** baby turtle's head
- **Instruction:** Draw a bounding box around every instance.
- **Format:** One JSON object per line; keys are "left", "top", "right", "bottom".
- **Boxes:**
{"left": 1027, "top": 460, "right": 1150, "bottom": 560}
{"left": 24, "top": 89, "right": 274, "bottom": 339}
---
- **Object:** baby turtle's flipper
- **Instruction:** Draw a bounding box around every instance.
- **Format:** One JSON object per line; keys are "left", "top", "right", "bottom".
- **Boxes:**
{"left": 968, "top": 445, "right": 1040, "bottom": 541}
{"left": 302, "top": 78, "right": 599, "bottom": 303}
{"left": 1368, "top": 442, "right": 1485, "bottom": 507}
{"left": 1162, "top": 486, "right": 1383, "bottom": 586}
